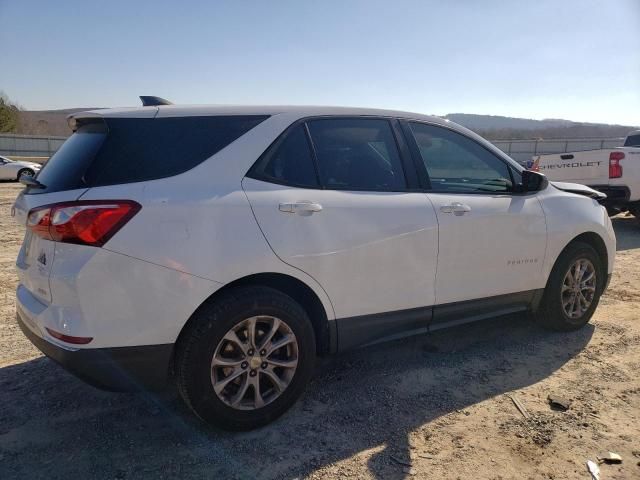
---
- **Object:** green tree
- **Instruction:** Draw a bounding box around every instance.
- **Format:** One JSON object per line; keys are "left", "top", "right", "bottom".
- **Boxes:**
{"left": 0, "top": 92, "right": 20, "bottom": 133}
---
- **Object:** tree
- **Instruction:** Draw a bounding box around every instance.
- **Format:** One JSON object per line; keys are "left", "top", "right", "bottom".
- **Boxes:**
{"left": 0, "top": 91, "right": 20, "bottom": 133}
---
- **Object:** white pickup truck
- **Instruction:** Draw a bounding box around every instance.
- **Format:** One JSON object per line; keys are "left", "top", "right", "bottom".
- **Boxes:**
{"left": 530, "top": 131, "right": 640, "bottom": 217}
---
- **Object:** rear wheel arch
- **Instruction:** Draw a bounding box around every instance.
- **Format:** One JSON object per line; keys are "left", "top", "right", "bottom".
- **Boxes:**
{"left": 175, "top": 273, "right": 333, "bottom": 359}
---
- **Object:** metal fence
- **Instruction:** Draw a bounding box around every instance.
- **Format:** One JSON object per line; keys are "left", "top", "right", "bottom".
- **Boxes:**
{"left": 0, "top": 133, "right": 626, "bottom": 165}
{"left": 0, "top": 133, "right": 67, "bottom": 159}
{"left": 492, "top": 138, "right": 624, "bottom": 164}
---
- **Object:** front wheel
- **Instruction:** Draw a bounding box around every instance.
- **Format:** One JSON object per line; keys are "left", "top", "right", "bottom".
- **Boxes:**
{"left": 535, "top": 242, "right": 604, "bottom": 331}
{"left": 175, "top": 286, "right": 316, "bottom": 430}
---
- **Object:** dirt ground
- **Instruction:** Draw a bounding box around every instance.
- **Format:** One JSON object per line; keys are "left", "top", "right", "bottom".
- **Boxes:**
{"left": 0, "top": 181, "right": 639, "bottom": 480}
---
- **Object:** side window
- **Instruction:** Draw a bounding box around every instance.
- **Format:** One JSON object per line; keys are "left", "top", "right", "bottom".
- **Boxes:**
{"left": 409, "top": 122, "right": 513, "bottom": 193}
{"left": 250, "top": 125, "right": 319, "bottom": 188}
{"left": 307, "top": 118, "right": 406, "bottom": 191}
{"left": 82, "top": 116, "right": 268, "bottom": 187}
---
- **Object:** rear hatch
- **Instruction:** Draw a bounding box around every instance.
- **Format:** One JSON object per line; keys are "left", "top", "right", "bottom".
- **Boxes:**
{"left": 13, "top": 114, "right": 135, "bottom": 304}
{"left": 13, "top": 121, "right": 109, "bottom": 303}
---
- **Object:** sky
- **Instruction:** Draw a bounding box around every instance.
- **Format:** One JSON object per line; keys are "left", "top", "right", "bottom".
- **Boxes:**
{"left": 1, "top": 0, "right": 639, "bottom": 125}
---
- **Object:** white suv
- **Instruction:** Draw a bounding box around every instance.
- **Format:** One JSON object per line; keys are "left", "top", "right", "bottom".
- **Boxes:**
{"left": 13, "top": 101, "right": 615, "bottom": 430}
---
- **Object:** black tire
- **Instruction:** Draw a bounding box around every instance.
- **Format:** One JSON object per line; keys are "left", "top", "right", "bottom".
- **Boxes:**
{"left": 17, "top": 168, "right": 35, "bottom": 181}
{"left": 175, "top": 286, "right": 316, "bottom": 431}
{"left": 534, "top": 241, "right": 604, "bottom": 331}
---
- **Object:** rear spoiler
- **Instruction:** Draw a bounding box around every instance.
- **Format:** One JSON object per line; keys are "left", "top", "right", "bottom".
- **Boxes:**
{"left": 66, "top": 96, "right": 170, "bottom": 132}
{"left": 66, "top": 115, "right": 107, "bottom": 133}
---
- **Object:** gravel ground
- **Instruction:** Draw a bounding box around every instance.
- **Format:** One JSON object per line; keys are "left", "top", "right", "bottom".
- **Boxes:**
{"left": 0, "top": 181, "right": 639, "bottom": 480}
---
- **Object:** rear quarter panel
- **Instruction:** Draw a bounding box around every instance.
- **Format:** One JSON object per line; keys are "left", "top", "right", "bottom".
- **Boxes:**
{"left": 46, "top": 245, "right": 221, "bottom": 347}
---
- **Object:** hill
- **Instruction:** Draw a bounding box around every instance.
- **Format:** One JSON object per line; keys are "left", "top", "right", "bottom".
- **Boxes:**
{"left": 14, "top": 109, "right": 638, "bottom": 140}
{"left": 443, "top": 113, "right": 637, "bottom": 140}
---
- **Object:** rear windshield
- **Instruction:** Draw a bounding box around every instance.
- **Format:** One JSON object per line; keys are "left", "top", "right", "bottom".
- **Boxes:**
{"left": 29, "top": 115, "right": 268, "bottom": 194}
{"left": 624, "top": 134, "right": 640, "bottom": 147}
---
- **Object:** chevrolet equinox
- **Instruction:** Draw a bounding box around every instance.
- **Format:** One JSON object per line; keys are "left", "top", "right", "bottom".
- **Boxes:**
{"left": 13, "top": 99, "right": 615, "bottom": 430}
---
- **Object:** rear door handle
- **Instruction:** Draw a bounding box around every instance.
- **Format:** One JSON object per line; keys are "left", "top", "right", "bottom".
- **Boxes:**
{"left": 440, "top": 202, "right": 471, "bottom": 216}
{"left": 279, "top": 202, "right": 323, "bottom": 215}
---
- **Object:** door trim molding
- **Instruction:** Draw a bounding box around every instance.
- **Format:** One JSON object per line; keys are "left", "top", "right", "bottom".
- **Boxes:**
{"left": 336, "top": 289, "right": 543, "bottom": 351}
{"left": 336, "top": 306, "right": 432, "bottom": 351}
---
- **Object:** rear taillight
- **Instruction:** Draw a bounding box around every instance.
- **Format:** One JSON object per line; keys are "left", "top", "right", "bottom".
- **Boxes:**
{"left": 27, "top": 200, "right": 141, "bottom": 247}
{"left": 609, "top": 151, "right": 624, "bottom": 178}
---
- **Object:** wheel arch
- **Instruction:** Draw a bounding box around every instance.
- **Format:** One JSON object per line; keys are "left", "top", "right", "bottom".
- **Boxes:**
{"left": 16, "top": 167, "right": 35, "bottom": 179}
{"left": 175, "top": 272, "right": 335, "bottom": 359}
{"left": 562, "top": 232, "right": 609, "bottom": 276}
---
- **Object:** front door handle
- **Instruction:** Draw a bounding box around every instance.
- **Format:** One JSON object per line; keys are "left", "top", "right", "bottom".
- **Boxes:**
{"left": 440, "top": 202, "right": 471, "bottom": 216}
{"left": 279, "top": 201, "right": 323, "bottom": 215}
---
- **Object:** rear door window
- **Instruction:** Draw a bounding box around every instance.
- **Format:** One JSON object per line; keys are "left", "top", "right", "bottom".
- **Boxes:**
{"left": 307, "top": 118, "right": 406, "bottom": 191}
{"left": 248, "top": 124, "right": 319, "bottom": 188}
{"left": 29, "top": 115, "right": 268, "bottom": 194}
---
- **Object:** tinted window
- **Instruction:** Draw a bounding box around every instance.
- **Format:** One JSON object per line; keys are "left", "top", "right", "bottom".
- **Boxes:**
{"left": 85, "top": 116, "right": 268, "bottom": 186}
{"left": 307, "top": 118, "right": 406, "bottom": 191}
{"left": 31, "top": 123, "right": 107, "bottom": 194}
{"left": 249, "top": 125, "right": 319, "bottom": 187}
{"left": 624, "top": 134, "right": 640, "bottom": 147}
{"left": 29, "top": 115, "right": 268, "bottom": 194}
{"left": 409, "top": 122, "right": 512, "bottom": 193}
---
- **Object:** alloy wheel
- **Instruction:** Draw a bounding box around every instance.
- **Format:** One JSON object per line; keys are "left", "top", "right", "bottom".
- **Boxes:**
{"left": 211, "top": 316, "right": 298, "bottom": 410}
{"left": 561, "top": 258, "right": 597, "bottom": 319}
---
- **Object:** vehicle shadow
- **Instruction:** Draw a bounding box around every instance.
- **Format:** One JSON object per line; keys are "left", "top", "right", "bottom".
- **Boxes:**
{"left": 611, "top": 214, "right": 640, "bottom": 251}
{"left": 0, "top": 314, "right": 593, "bottom": 480}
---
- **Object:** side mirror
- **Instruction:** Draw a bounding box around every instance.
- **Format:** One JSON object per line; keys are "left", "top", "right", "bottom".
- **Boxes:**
{"left": 519, "top": 170, "right": 548, "bottom": 193}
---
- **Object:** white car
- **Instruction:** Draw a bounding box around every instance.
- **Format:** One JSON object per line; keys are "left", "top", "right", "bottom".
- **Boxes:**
{"left": 12, "top": 100, "right": 616, "bottom": 430}
{"left": 0, "top": 155, "right": 41, "bottom": 180}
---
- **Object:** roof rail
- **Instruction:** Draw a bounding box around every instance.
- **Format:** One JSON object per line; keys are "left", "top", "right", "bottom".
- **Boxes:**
{"left": 139, "top": 96, "right": 173, "bottom": 107}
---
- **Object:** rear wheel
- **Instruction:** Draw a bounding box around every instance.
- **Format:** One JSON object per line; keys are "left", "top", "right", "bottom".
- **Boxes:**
{"left": 17, "top": 168, "right": 35, "bottom": 181}
{"left": 175, "top": 286, "right": 316, "bottom": 430}
{"left": 535, "top": 242, "right": 604, "bottom": 331}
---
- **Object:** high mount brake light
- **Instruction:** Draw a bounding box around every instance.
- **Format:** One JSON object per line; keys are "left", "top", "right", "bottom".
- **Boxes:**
{"left": 27, "top": 200, "right": 141, "bottom": 247}
{"left": 609, "top": 151, "right": 624, "bottom": 179}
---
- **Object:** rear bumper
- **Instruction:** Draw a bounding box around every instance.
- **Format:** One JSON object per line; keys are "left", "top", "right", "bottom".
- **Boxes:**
{"left": 16, "top": 310, "right": 173, "bottom": 391}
